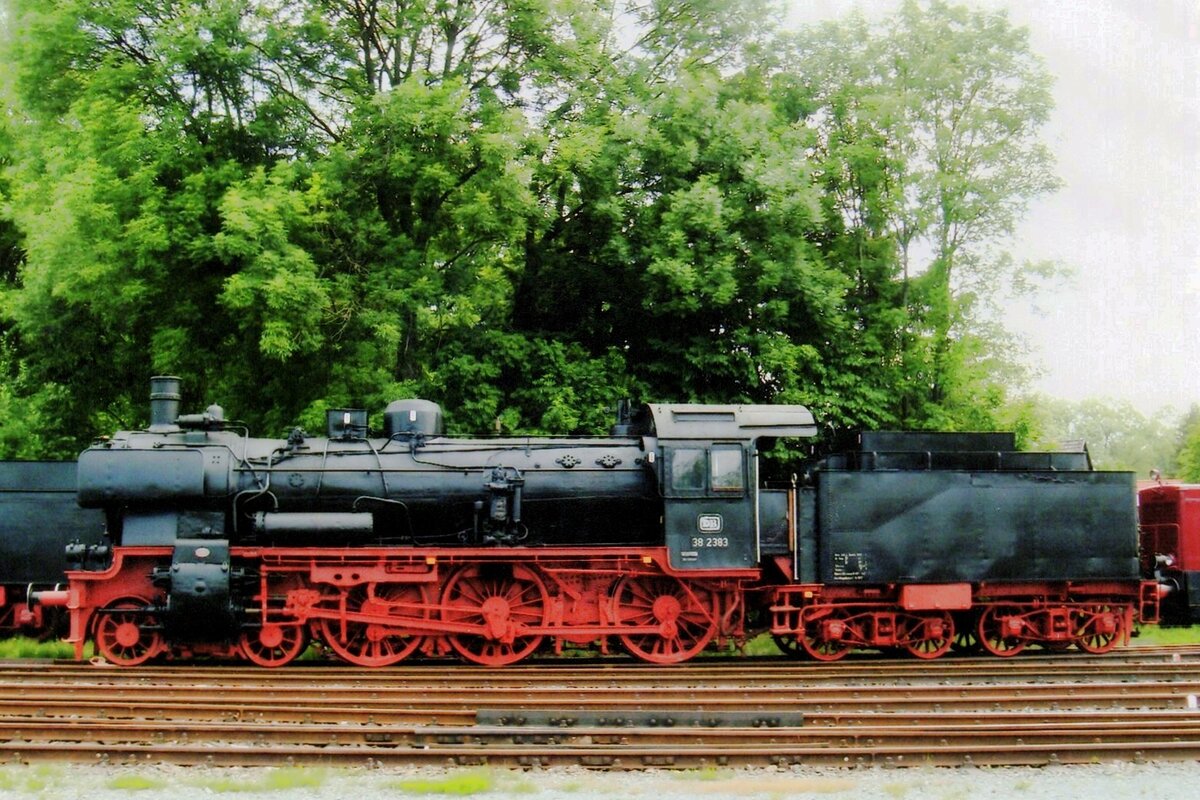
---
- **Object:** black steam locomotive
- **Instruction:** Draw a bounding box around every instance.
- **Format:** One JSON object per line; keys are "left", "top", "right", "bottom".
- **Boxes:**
{"left": 14, "top": 377, "right": 1157, "bottom": 666}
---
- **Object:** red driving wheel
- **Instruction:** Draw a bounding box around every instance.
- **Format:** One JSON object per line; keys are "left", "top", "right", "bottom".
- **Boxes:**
{"left": 440, "top": 565, "right": 549, "bottom": 666}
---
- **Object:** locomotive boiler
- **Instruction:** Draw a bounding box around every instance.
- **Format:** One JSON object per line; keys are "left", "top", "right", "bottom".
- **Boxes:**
{"left": 42, "top": 377, "right": 1159, "bottom": 667}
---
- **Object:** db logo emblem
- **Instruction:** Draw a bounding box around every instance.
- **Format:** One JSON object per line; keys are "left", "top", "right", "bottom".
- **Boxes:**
{"left": 697, "top": 514, "right": 723, "bottom": 533}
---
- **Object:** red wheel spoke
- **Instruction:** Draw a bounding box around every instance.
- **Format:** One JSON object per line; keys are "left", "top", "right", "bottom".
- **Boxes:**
{"left": 94, "top": 598, "right": 163, "bottom": 667}
{"left": 615, "top": 576, "right": 717, "bottom": 664}
{"left": 240, "top": 624, "right": 307, "bottom": 668}
{"left": 318, "top": 583, "right": 427, "bottom": 667}
{"left": 441, "top": 566, "right": 548, "bottom": 666}
{"left": 903, "top": 612, "right": 954, "bottom": 660}
{"left": 978, "top": 606, "right": 1028, "bottom": 657}
{"left": 1075, "top": 604, "right": 1121, "bottom": 654}
{"left": 799, "top": 609, "right": 853, "bottom": 661}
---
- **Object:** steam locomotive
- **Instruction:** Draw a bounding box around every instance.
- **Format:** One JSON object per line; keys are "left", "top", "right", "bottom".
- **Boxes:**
{"left": 11, "top": 377, "right": 1164, "bottom": 666}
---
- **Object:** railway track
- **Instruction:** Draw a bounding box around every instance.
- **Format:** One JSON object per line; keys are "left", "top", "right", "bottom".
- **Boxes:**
{"left": 1, "top": 646, "right": 1199, "bottom": 768}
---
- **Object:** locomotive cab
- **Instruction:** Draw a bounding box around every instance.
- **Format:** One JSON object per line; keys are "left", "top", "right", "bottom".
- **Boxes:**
{"left": 643, "top": 404, "right": 817, "bottom": 570}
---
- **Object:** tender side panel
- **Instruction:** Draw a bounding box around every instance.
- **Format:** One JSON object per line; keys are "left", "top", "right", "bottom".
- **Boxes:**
{"left": 0, "top": 461, "right": 106, "bottom": 585}
{"left": 817, "top": 470, "right": 1139, "bottom": 584}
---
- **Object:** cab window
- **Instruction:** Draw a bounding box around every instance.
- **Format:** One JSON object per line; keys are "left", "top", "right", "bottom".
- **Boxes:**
{"left": 710, "top": 446, "right": 744, "bottom": 492}
{"left": 670, "top": 448, "right": 706, "bottom": 491}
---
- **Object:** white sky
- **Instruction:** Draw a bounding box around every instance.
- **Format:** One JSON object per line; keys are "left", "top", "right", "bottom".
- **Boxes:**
{"left": 786, "top": 0, "right": 1200, "bottom": 416}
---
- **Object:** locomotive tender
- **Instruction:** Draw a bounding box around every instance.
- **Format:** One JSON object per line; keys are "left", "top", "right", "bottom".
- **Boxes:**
{"left": 34, "top": 377, "right": 1158, "bottom": 666}
{"left": 0, "top": 462, "right": 105, "bottom": 636}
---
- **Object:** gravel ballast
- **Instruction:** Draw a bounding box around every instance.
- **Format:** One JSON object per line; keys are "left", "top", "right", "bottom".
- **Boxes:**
{"left": 1, "top": 761, "right": 1197, "bottom": 799}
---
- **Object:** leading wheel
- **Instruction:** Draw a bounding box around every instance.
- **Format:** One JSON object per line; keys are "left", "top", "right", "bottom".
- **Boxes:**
{"left": 319, "top": 583, "right": 429, "bottom": 667}
{"left": 978, "top": 605, "right": 1028, "bottom": 657}
{"left": 614, "top": 576, "right": 718, "bottom": 664}
{"left": 441, "top": 566, "right": 548, "bottom": 666}
{"left": 94, "top": 598, "right": 164, "bottom": 666}
{"left": 239, "top": 623, "right": 308, "bottom": 667}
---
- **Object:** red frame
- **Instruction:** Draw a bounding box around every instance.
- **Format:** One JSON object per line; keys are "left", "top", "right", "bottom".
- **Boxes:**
{"left": 59, "top": 545, "right": 1159, "bottom": 666}
{"left": 770, "top": 579, "right": 1154, "bottom": 660}
{"left": 62, "top": 545, "right": 759, "bottom": 666}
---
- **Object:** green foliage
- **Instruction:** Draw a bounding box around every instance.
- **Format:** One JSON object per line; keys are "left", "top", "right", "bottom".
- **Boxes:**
{"left": 1137, "top": 625, "right": 1200, "bottom": 644}
{"left": 0, "top": 0, "right": 1064, "bottom": 454}
{"left": 786, "top": 1, "right": 1060, "bottom": 429}
{"left": 1176, "top": 408, "right": 1200, "bottom": 482}
{"left": 0, "top": 635, "right": 92, "bottom": 659}
{"left": 215, "top": 164, "right": 331, "bottom": 362}
{"left": 1027, "top": 396, "right": 1182, "bottom": 476}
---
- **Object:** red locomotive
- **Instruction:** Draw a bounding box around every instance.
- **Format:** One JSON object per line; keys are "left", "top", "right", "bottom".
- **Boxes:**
{"left": 1139, "top": 483, "right": 1200, "bottom": 626}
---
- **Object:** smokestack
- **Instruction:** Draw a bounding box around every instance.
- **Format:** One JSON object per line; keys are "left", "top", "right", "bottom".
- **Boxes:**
{"left": 149, "top": 376, "right": 181, "bottom": 431}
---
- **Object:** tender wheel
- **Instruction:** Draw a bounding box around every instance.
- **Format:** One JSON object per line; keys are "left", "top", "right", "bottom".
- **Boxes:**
{"left": 978, "top": 605, "right": 1028, "bottom": 657}
{"left": 799, "top": 610, "right": 853, "bottom": 662}
{"left": 1074, "top": 604, "right": 1122, "bottom": 654}
{"left": 319, "top": 583, "right": 429, "bottom": 667}
{"left": 239, "top": 623, "right": 308, "bottom": 667}
{"left": 440, "top": 565, "right": 548, "bottom": 666}
{"left": 613, "top": 576, "right": 718, "bottom": 664}
{"left": 903, "top": 612, "right": 954, "bottom": 660}
{"left": 94, "top": 598, "right": 164, "bottom": 666}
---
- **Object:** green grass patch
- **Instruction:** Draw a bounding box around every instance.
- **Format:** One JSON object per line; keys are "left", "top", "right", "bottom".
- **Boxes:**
{"left": 1133, "top": 624, "right": 1200, "bottom": 646}
{"left": 389, "top": 769, "right": 496, "bottom": 796}
{"left": 0, "top": 764, "right": 65, "bottom": 793}
{"left": 672, "top": 766, "right": 728, "bottom": 781}
{"left": 741, "top": 633, "right": 782, "bottom": 656}
{"left": 106, "top": 774, "right": 167, "bottom": 791}
{"left": 189, "top": 767, "right": 330, "bottom": 793}
{"left": 0, "top": 636, "right": 88, "bottom": 660}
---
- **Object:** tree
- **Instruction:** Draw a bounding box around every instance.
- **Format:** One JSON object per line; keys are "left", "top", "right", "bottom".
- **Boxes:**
{"left": 1176, "top": 407, "right": 1200, "bottom": 482}
{"left": 1031, "top": 397, "right": 1181, "bottom": 476}
{"left": 0, "top": 0, "right": 1066, "bottom": 456}
{"left": 787, "top": 1, "right": 1061, "bottom": 428}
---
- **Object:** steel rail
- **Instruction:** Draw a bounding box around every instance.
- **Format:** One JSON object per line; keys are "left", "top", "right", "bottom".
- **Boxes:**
{"left": 2, "top": 679, "right": 1200, "bottom": 705}
{"left": 2, "top": 653, "right": 1200, "bottom": 769}
{"left": 3, "top": 646, "right": 1199, "bottom": 685}
{"left": 4, "top": 715, "right": 1200, "bottom": 746}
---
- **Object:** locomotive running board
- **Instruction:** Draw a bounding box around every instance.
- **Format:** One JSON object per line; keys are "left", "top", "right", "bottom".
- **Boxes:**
{"left": 477, "top": 709, "right": 805, "bottom": 728}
